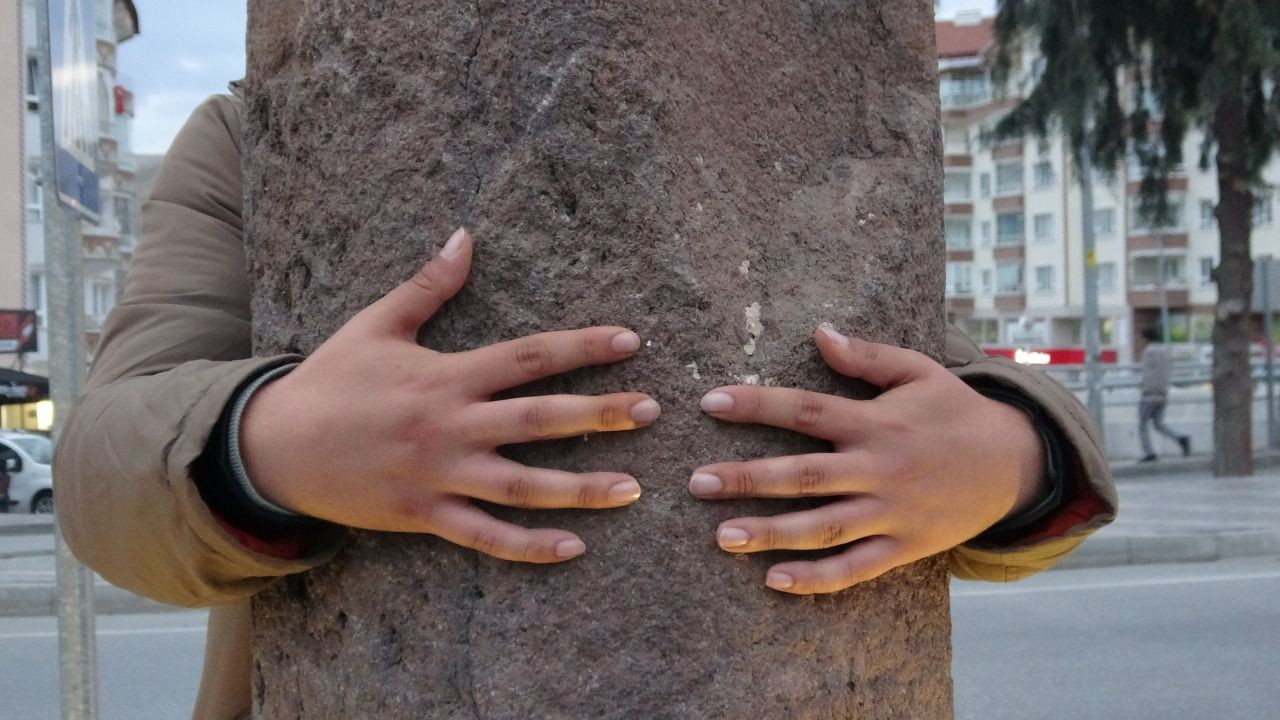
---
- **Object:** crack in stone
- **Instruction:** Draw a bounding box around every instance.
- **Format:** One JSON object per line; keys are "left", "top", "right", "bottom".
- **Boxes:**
{"left": 461, "top": 1, "right": 488, "bottom": 222}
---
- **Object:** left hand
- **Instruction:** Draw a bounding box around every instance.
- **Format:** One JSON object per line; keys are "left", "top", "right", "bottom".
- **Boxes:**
{"left": 689, "top": 324, "right": 1047, "bottom": 595}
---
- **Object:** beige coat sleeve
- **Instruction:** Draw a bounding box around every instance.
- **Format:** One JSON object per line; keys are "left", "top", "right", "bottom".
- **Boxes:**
{"left": 942, "top": 326, "right": 1118, "bottom": 581}
{"left": 53, "top": 95, "right": 341, "bottom": 608}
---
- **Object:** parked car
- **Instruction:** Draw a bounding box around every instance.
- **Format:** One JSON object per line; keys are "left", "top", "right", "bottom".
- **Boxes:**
{"left": 0, "top": 431, "right": 53, "bottom": 514}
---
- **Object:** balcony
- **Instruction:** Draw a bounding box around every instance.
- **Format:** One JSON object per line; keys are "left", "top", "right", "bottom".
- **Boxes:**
{"left": 994, "top": 294, "right": 1026, "bottom": 312}
{"left": 1128, "top": 288, "right": 1190, "bottom": 308}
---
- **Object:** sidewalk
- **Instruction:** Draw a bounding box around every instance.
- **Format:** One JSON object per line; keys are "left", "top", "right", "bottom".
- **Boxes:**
{"left": 1061, "top": 454, "right": 1280, "bottom": 569}
{"left": 2, "top": 457, "right": 1279, "bottom": 615}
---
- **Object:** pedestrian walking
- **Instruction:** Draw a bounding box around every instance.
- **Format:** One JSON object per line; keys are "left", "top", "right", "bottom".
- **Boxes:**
{"left": 1138, "top": 327, "right": 1192, "bottom": 462}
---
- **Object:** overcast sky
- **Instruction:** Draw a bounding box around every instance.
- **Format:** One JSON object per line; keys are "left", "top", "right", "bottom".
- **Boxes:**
{"left": 117, "top": 1, "right": 998, "bottom": 156}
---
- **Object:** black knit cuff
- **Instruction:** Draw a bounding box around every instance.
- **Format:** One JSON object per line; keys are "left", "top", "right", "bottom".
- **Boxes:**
{"left": 969, "top": 382, "right": 1070, "bottom": 547}
{"left": 193, "top": 363, "right": 332, "bottom": 539}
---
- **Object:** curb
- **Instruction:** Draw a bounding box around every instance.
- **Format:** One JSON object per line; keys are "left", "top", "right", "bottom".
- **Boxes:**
{"left": 1110, "top": 451, "right": 1280, "bottom": 480}
{"left": 1058, "top": 528, "right": 1280, "bottom": 570}
{"left": 0, "top": 582, "right": 186, "bottom": 618}
{"left": 0, "top": 517, "right": 55, "bottom": 536}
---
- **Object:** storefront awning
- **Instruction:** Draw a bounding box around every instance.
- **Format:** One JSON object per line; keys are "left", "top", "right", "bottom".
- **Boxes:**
{"left": 0, "top": 368, "right": 49, "bottom": 406}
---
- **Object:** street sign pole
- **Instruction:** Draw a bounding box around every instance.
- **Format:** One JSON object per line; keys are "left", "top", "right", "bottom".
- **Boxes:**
{"left": 35, "top": 0, "right": 100, "bottom": 718}
{"left": 1261, "top": 256, "right": 1277, "bottom": 449}
{"left": 1079, "top": 148, "right": 1104, "bottom": 433}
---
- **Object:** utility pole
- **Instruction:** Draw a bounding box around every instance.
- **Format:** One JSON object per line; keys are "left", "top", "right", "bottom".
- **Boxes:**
{"left": 245, "top": 2, "right": 953, "bottom": 717}
{"left": 35, "top": 0, "right": 99, "bottom": 718}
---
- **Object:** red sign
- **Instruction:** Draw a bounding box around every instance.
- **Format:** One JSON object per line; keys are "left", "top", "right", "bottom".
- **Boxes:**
{"left": 984, "top": 347, "right": 1118, "bottom": 366}
{"left": 0, "top": 310, "right": 38, "bottom": 354}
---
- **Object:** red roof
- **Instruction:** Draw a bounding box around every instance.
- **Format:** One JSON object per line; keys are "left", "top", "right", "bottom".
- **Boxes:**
{"left": 935, "top": 16, "right": 995, "bottom": 59}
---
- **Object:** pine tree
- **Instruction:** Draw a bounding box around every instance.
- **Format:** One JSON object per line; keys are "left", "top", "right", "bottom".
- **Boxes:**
{"left": 993, "top": 0, "right": 1280, "bottom": 476}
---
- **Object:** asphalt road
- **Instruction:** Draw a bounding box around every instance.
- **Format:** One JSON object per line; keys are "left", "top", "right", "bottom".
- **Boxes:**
{"left": 951, "top": 557, "right": 1280, "bottom": 719}
{"left": 1, "top": 558, "right": 1277, "bottom": 718}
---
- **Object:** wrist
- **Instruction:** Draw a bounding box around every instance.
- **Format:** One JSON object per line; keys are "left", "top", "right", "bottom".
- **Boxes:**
{"left": 970, "top": 383, "right": 1067, "bottom": 546}
{"left": 232, "top": 363, "right": 307, "bottom": 516}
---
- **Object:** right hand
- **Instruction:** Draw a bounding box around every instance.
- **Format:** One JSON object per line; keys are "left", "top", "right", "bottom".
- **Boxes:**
{"left": 239, "top": 228, "right": 660, "bottom": 563}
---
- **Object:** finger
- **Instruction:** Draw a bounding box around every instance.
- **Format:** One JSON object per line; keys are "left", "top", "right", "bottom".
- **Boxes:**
{"left": 714, "top": 497, "right": 881, "bottom": 553}
{"left": 449, "top": 458, "right": 643, "bottom": 509}
{"left": 815, "top": 324, "right": 936, "bottom": 389}
{"left": 698, "top": 385, "right": 863, "bottom": 442}
{"left": 367, "top": 227, "right": 473, "bottom": 336}
{"left": 763, "top": 536, "right": 900, "bottom": 595}
{"left": 688, "top": 452, "right": 871, "bottom": 499}
{"left": 430, "top": 501, "right": 587, "bottom": 563}
{"left": 454, "top": 326, "right": 643, "bottom": 395}
{"left": 463, "top": 393, "right": 661, "bottom": 445}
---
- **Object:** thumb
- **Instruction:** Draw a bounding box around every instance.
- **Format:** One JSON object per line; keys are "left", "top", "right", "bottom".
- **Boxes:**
{"left": 814, "top": 323, "right": 934, "bottom": 389}
{"left": 370, "top": 227, "right": 473, "bottom": 335}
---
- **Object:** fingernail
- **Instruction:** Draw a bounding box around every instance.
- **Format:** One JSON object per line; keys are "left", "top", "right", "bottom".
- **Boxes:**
{"left": 717, "top": 527, "right": 750, "bottom": 548}
{"left": 610, "top": 331, "right": 642, "bottom": 353}
{"left": 766, "top": 571, "right": 795, "bottom": 590}
{"left": 629, "top": 399, "right": 661, "bottom": 424}
{"left": 700, "top": 392, "right": 734, "bottom": 413}
{"left": 440, "top": 227, "right": 467, "bottom": 260}
{"left": 555, "top": 539, "right": 586, "bottom": 558}
{"left": 688, "top": 473, "right": 723, "bottom": 495}
{"left": 819, "top": 322, "right": 849, "bottom": 346}
{"left": 607, "top": 479, "right": 642, "bottom": 504}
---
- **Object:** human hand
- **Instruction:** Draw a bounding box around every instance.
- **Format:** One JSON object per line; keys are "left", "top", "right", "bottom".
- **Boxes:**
{"left": 689, "top": 324, "right": 1047, "bottom": 595}
{"left": 239, "top": 228, "right": 660, "bottom": 563}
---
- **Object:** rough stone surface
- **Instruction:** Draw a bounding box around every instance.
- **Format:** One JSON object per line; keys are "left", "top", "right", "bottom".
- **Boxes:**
{"left": 244, "top": 1, "right": 950, "bottom": 717}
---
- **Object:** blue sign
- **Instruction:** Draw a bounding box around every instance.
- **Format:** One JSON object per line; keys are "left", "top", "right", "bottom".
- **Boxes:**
{"left": 48, "top": 0, "right": 100, "bottom": 223}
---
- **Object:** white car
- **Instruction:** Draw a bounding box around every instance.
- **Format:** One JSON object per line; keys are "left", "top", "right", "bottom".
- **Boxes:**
{"left": 1, "top": 431, "right": 54, "bottom": 514}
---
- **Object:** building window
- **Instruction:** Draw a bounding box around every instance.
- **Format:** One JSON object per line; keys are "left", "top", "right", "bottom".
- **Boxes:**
{"left": 945, "top": 218, "right": 972, "bottom": 250}
{"left": 1200, "top": 199, "right": 1217, "bottom": 229}
{"left": 1032, "top": 161, "right": 1055, "bottom": 190}
{"left": 996, "top": 262, "right": 1024, "bottom": 294}
{"left": 1130, "top": 195, "right": 1186, "bottom": 234}
{"left": 1199, "top": 257, "right": 1214, "bottom": 286}
{"left": 88, "top": 281, "right": 113, "bottom": 323}
{"left": 114, "top": 195, "right": 133, "bottom": 236}
{"left": 979, "top": 173, "right": 992, "bottom": 199}
{"left": 995, "top": 162, "right": 1024, "bottom": 195}
{"left": 996, "top": 212, "right": 1025, "bottom": 246}
{"left": 946, "top": 262, "right": 973, "bottom": 297}
{"left": 1033, "top": 213, "right": 1055, "bottom": 244}
{"left": 30, "top": 273, "right": 46, "bottom": 328}
{"left": 1097, "top": 262, "right": 1117, "bottom": 291}
{"left": 1034, "top": 265, "right": 1055, "bottom": 292}
{"left": 1254, "top": 194, "right": 1274, "bottom": 226}
{"left": 981, "top": 269, "right": 993, "bottom": 295}
{"left": 25, "top": 175, "right": 43, "bottom": 223}
{"left": 940, "top": 73, "right": 991, "bottom": 108}
{"left": 980, "top": 221, "right": 993, "bottom": 247}
{"left": 1130, "top": 255, "right": 1186, "bottom": 288}
{"left": 944, "top": 171, "right": 972, "bottom": 202}
{"left": 1093, "top": 208, "right": 1115, "bottom": 238}
{"left": 25, "top": 56, "right": 39, "bottom": 100}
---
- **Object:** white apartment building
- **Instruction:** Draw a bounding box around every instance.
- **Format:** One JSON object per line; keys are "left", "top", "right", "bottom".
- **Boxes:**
{"left": 936, "top": 13, "right": 1280, "bottom": 363}
{"left": 1, "top": 0, "right": 139, "bottom": 430}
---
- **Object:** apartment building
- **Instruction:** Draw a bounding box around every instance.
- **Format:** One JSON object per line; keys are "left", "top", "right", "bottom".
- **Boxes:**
{"left": 1, "top": 0, "right": 139, "bottom": 430}
{"left": 936, "top": 12, "right": 1280, "bottom": 363}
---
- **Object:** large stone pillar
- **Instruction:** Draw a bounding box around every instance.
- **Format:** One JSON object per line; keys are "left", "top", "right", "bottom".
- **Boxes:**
{"left": 244, "top": 1, "right": 949, "bottom": 717}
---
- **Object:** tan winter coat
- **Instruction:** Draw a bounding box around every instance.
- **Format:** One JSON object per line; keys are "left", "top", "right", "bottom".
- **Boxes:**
{"left": 53, "top": 95, "right": 1117, "bottom": 720}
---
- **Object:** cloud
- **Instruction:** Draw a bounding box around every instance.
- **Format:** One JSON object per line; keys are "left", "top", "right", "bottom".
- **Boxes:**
{"left": 175, "top": 57, "right": 206, "bottom": 73}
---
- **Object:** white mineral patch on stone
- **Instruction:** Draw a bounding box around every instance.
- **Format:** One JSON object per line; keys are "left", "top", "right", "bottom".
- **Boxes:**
{"left": 686, "top": 362, "right": 701, "bottom": 379}
{"left": 646, "top": 340, "right": 653, "bottom": 348}
{"left": 774, "top": 161, "right": 783, "bottom": 172}
{"left": 743, "top": 374, "right": 761, "bottom": 385}
{"left": 738, "top": 260, "right": 750, "bottom": 277}
{"left": 696, "top": 202, "right": 704, "bottom": 212}
{"left": 743, "top": 302, "right": 763, "bottom": 356}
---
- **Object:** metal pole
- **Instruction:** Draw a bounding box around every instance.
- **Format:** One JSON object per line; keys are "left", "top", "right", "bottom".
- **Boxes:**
{"left": 1159, "top": 230, "right": 1171, "bottom": 344}
{"left": 1079, "top": 149, "right": 1104, "bottom": 433}
{"left": 35, "top": 1, "right": 100, "bottom": 718}
{"left": 1263, "top": 255, "right": 1277, "bottom": 448}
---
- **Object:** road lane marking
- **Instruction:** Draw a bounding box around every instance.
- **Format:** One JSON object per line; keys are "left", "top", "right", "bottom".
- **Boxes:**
{"left": 951, "top": 568, "right": 1280, "bottom": 598}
